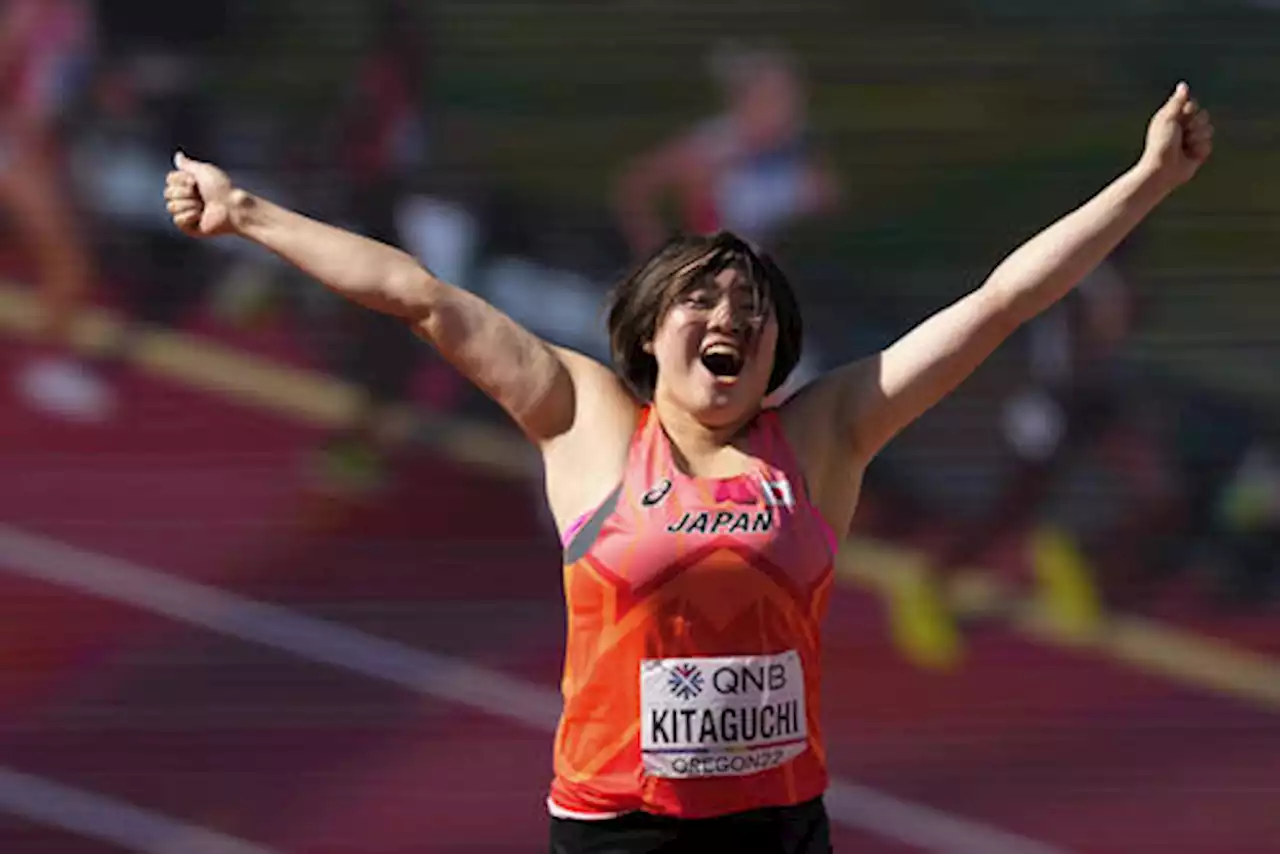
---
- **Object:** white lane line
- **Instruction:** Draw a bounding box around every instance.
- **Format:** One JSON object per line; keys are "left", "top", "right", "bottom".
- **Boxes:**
{"left": 0, "top": 767, "right": 278, "bottom": 854}
{"left": 0, "top": 523, "right": 1068, "bottom": 854}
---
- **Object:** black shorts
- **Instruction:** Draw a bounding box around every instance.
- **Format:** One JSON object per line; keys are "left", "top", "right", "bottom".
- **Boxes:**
{"left": 548, "top": 797, "right": 832, "bottom": 854}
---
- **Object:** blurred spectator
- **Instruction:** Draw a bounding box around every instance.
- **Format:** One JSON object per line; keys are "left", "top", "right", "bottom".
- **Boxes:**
{"left": 72, "top": 63, "right": 221, "bottom": 335}
{"left": 895, "top": 235, "right": 1189, "bottom": 665}
{"left": 987, "top": 236, "right": 1150, "bottom": 550}
{"left": 62, "top": 2, "right": 232, "bottom": 388}
{"left": 0, "top": 0, "right": 111, "bottom": 421}
{"left": 614, "top": 44, "right": 841, "bottom": 404}
{"left": 997, "top": 237, "right": 1172, "bottom": 530}
{"left": 310, "top": 0, "right": 438, "bottom": 494}
{"left": 614, "top": 43, "right": 839, "bottom": 258}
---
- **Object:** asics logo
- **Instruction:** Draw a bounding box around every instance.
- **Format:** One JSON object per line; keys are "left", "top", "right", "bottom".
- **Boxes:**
{"left": 641, "top": 479, "right": 673, "bottom": 507}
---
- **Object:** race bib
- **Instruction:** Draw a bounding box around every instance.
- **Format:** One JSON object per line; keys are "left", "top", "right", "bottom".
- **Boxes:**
{"left": 640, "top": 650, "right": 808, "bottom": 779}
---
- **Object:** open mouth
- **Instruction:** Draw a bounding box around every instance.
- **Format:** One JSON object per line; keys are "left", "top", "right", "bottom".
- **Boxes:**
{"left": 700, "top": 343, "right": 744, "bottom": 379}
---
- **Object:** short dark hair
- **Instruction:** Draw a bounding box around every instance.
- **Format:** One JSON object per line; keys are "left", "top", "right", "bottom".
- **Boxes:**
{"left": 607, "top": 232, "right": 803, "bottom": 400}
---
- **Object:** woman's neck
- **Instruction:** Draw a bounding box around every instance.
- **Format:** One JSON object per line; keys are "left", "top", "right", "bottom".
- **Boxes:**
{"left": 652, "top": 394, "right": 759, "bottom": 479}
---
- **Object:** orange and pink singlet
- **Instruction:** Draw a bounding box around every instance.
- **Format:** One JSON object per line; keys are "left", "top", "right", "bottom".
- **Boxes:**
{"left": 548, "top": 405, "right": 837, "bottom": 820}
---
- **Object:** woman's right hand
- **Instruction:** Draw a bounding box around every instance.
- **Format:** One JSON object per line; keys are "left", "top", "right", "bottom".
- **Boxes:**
{"left": 164, "top": 151, "right": 239, "bottom": 238}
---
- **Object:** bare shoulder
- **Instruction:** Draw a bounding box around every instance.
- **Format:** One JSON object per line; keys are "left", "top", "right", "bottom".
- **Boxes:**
{"left": 540, "top": 346, "right": 642, "bottom": 533}
{"left": 776, "top": 358, "right": 875, "bottom": 532}
{"left": 777, "top": 353, "right": 882, "bottom": 452}
{"left": 550, "top": 346, "right": 641, "bottom": 434}
{"left": 775, "top": 376, "right": 841, "bottom": 490}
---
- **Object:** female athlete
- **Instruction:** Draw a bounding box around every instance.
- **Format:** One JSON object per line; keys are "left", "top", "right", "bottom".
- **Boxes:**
{"left": 164, "top": 84, "right": 1212, "bottom": 853}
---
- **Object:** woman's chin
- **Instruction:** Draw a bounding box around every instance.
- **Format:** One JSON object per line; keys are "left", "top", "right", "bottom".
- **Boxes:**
{"left": 693, "top": 388, "right": 762, "bottom": 428}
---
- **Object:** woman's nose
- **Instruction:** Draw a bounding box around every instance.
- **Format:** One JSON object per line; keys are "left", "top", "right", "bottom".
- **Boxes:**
{"left": 708, "top": 294, "right": 750, "bottom": 333}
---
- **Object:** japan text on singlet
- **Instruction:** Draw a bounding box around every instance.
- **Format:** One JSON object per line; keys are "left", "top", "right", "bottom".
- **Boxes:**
{"left": 548, "top": 406, "right": 837, "bottom": 820}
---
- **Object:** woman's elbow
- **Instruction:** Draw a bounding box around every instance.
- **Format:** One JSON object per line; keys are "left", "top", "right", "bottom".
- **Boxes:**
{"left": 384, "top": 263, "right": 441, "bottom": 321}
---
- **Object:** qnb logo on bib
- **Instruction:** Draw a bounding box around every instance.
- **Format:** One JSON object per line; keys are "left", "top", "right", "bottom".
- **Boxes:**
{"left": 640, "top": 651, "right": 808, "bottom": 779}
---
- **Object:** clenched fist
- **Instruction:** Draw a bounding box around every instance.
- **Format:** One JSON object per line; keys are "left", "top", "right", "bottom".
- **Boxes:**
{"left": 1141, "top": 82, "right": 1214, "bottom": 188}
{"left": 164, "top": 152, "right": 239, "bottom": 238}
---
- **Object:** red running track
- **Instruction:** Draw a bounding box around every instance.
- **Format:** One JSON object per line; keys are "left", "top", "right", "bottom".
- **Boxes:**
{"left": 1, "top": 334, "right": 1278, "bottom": 854}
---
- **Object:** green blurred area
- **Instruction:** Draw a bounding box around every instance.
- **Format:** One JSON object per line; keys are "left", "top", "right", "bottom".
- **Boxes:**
{"left": 215, "top": 0, "right": 1279, "bottom": 412}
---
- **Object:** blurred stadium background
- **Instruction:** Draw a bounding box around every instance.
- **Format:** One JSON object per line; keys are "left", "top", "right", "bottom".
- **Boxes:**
{"left": 1, "top": 1, "right": 1277, "bottom": 852}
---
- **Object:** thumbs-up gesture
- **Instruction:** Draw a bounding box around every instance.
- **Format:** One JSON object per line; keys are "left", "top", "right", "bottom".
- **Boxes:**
{"left": 1141, "top": 82, "right": 1214, "bottom": 189}
{"left": 164, "top": 151, "right": 238, "bottom": 237}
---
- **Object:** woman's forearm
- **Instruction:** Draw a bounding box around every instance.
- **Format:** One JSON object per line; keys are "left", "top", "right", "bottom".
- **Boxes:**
{"left": 228, "top": 190, "right": 437, "bottom": 319}
{"left": 221, "top": 187, "right": 583, "bottom": 440}
{"left": 985, "top": 160, "right": 1171, "bottom": 321}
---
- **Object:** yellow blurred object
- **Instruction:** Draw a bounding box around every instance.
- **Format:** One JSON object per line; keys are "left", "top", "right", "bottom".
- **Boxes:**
{"left": 885, "top": 558, "right": 963, "bottom": 670}
{"left": 1030, "top": 525, "right": 1103, "bottom": 641}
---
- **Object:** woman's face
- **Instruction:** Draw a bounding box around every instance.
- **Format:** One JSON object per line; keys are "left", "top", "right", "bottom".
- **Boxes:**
{"left": 647, "top": 266, "right": 778, "bottom": 428}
